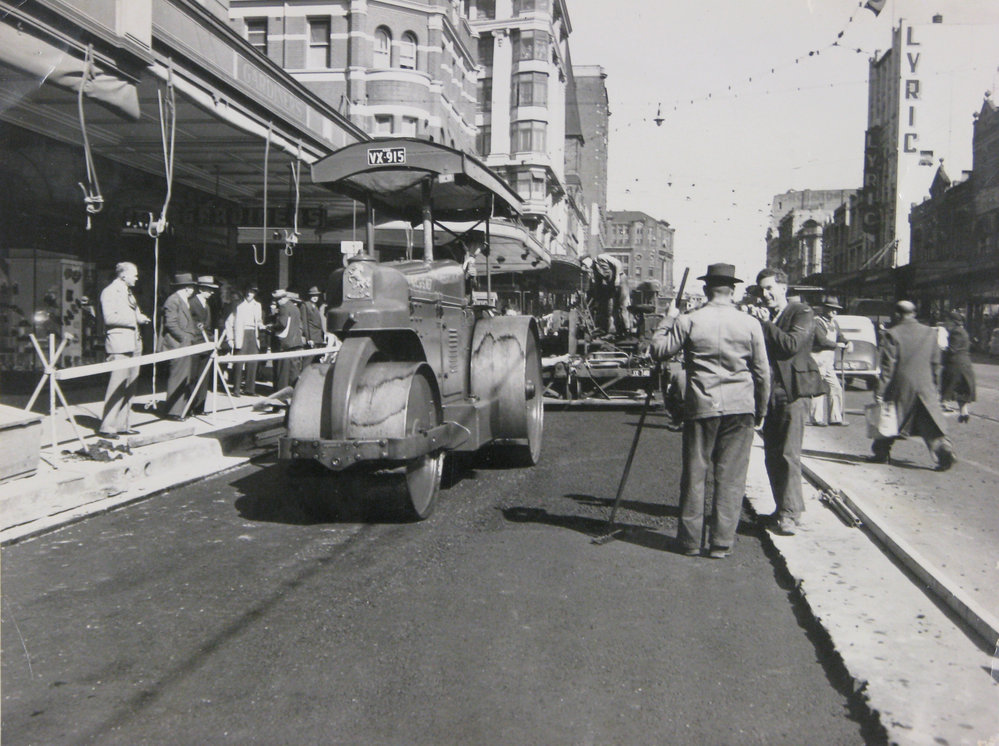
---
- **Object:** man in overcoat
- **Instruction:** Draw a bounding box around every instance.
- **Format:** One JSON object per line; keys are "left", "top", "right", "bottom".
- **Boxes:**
{"left": 651, "top": 263, "right": 770, "bottom": 558}
{"left": 98, "top": 262, "right": 150, "bottom": 437}
{"left": 189, "top": 275, "right": 218, "bottom": 415}
{"left": 871, "top": 300, "right": 955, "bottom": 470}
{"left": 161, "top": 273, "right": 199, "bottom": 419}
{"left": 750, "top": 268, "right": 824, "bottom": 535}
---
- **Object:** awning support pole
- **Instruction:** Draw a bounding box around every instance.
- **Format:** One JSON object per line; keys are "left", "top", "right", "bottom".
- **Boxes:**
{"left": 252, "top": 123, "right": 273, "bottom": 266}
{"left": 365, "top": 196, "right": 375, "bottom": 259}
{"left": 422, "top": 177, "right": 434, "bottom": 263}
{"left": 485, "top": 195, "right": 494, "bottom": 297}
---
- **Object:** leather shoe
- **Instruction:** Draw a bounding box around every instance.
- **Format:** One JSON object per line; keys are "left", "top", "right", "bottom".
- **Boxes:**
{"left": 774, "top": 516, "right": 798, "bottom": 535}
{"left": 120, "top": 429, "right": 140, "bottom": 435}
{"left": 708, "top": 547, "right": 732, "bottom": 559}
{"left": 166, "top": 414, "right": 187, "bottom": 422}
{"left": 935, "top": 446, "right": 956, "bottom": 471}
{"left": 681, "top": 546, "right": 701, "bottom": 557}
{"left": 96, "top": 431, "right": 119, "bottom": 440}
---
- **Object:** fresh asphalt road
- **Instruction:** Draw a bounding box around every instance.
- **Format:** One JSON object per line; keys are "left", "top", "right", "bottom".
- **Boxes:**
{"left": 2, "top": 408, "right": 881, "bottom": 744}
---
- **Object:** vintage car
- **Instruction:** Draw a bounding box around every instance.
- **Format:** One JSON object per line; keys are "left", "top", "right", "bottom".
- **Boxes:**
{"left": 833, "top": 314, "right": 880, "bottom": 389}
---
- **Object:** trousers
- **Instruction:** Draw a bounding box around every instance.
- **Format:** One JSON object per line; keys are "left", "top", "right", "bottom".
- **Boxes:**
{"left": 232, "top": 333, "right": 259, "bottom": 394}
{"left": 809, "top": 351, "right": 843, "bottom": 425}
{"left": 677, "top": 414, "right": 756, "bottom": 551}
{"left": 99, "top": 351, "right": 140, "bottom": 433}
{"left": 761, "top": 387, "right": 807, "bottom": 521}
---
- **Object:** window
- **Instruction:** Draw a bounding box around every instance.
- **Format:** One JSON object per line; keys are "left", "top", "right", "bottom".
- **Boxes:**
{"left": 477, "top": 77, "right": 492, "bottom": 113}
{"left": 307, "top": 18, "right": 331, "bottom": 68}
{"left": 476, "top": 125, "right": 491, "bottom": 156}
{"left": 400, "top": 32, "right": 417, "bottom": 70}
{"left": 512, "top": 72, "right": 547, "bottom": 107}
{"left": 512, "top": 30, "right": 549, "bottom": 62}
{"left": 246, "top": 18, "right": 267, "bottom": 55}
{"left": 510, "top": 120, "right": 546, "bottom": 153}
{"left": 513, "top": 0, "right": 549, "bottom": 14}
{"left": 478, "top": 33, "right": 493, "bottom": 68}
{"left": 515, "top": 172, "right": 545, "bottom": 200}
{"left": 374, "top": 114, "right": 393, "bottom": 135}
{"left": 400, "top": 116, "right": 418, "bottom": 137}
{"left": 476, "top": 0, "right": 496, "bottom": 19}
{"left": 374, "top": 27, "right": 391, "bottom": 67}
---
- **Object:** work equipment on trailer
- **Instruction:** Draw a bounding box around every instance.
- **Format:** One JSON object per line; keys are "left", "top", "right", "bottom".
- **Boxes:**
{"left": 278, "top": 138, "right": 543, "bottom": 520}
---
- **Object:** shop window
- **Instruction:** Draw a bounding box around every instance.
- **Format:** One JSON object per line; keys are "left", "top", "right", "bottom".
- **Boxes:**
{"left": 374, "top": 27, "right": 392, "bottom": 67}
{"left": 512, "top": 30, "right": 549, "bottom": 63}
{"left": 307, "top": 18, "right": 331, "bottom": 68}
{"left": 510, "top": 120, "right": 546, "bottom": 154}
{"left": 512, "top": 71, "right": 547, "bottom": 107}
{"left": 374, "top": 114, "right": 393, "bottom": 135}
{"left": 476, "top": 125, "right": 491, "bottom": 156}
{"left": 400, "top": 116, "right": 418, "bottom": 137}
{"left": 246, "top": 18, "right": 267, "bottom": 55}
{"left": 400, "top": 32, "right": 418, "bottom": 70}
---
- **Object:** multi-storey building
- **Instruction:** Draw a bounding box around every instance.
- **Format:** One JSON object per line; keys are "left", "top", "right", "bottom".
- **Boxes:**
{"left": 603, "top": 210, "right": 674, "bottom": 306}
{"left": 468, "top": 0, "right": 584, "bottom": 262}
{"left": 572, "top": 65, "right": 610, "bottom": 257}
{"left": 229, "top": 0, "right": 479, "bottom": 151}
{"left": 766, "top": 189, "right": 856, "bottom": 282}
{"left": 860, "top": 13, "right": 999, "bottom": 269}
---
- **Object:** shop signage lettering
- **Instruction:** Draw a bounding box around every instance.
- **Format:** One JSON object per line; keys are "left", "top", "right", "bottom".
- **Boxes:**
{"left": 235, "top": 57, "right": 308, "bottom": 122}
{"left": 903, "top": 26, "right": 921, "bottom": 153}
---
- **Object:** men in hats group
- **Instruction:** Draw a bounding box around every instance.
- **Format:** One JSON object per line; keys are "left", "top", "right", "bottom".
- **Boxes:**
{"left": 302, "top": 286, "right": 326, "bottom": 349}
{"left": 749, "top": 268, "right": 825, "bottom": 536}
{"left": 188, "top": 276, "right": 219, "bottom": 414}
{"left": 809, "top": 295, "right": 849, "bottom": 427}
{"left": 650, "top": 263, "right": 770, "bottom": 558}
{"left": 161, "top": 273, "right": 200, "bottom": 419}
{"left": 270, "top": 289, "right": 304, "bottom": 390}
{"left": 223, "top": 283, "right": 265, "bottom": 396}
{"left": 97, "top": 262, "right": 150, "bottom": 438}
{"left": 871, "top": 301, "right": 956, "bottom": 469}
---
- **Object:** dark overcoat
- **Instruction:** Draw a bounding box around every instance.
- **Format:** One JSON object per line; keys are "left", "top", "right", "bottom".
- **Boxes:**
{"left": 877, "top": 317, "right": 949, "bottom": 435}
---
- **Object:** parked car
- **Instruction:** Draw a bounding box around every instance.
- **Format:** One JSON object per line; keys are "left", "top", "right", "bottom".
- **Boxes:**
{"left": 833, "top": 314, "right": 880, "bottom": 389}
{"left": 846, "top": 298, "right": 893, "bottom": 332}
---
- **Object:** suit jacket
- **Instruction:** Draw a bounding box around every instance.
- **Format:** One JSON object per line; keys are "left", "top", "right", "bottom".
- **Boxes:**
{"left": 162, "top": 290, "right": 198, "bottom": 349}
{"left": 878, "top": 317, "right": 948, "bottom": 434}
{"left": 189, "top": 294, "right": 212, "bottom": 341}
{"left": 760, "top": 301, "right": 823, "bottom": 401}
{"left": 100, "top": 278, "right": 143, "bottom": 355}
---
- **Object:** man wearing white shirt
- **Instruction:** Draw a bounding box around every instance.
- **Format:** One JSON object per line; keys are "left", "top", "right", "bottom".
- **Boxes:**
{"left": 225, "top": 284, "right": 264, "bottom": 396}
{"left": 98, "top": 262, "right": 150, "bottom": 437}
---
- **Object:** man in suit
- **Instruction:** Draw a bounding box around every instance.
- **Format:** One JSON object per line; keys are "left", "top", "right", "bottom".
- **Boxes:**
{"left": 98, "top": 262, "right": 150, "bottom": 438}
{"left": 270, "top": 289, "right": 303, "bottom": 391}
{"left": 301, "top": 286, "right": 326, "bottom": 349}
{"left": 651, "top": 263, "right": 770, "bottom": 558}
{"left": 749, "top": 268, "right": 823, "bottom": 535}
{"left": 161, "top": 273, "right": 199, "bottom": 420}
{"left": 189, "top": 275, "right": 218, "bottom": 415}
{"left": 224, "top": 284, "right": 264, "bottom": 396}
{"left": 871, "top": 300, "right": 956, "bottom": 470}
{"left": 809, "top": 295, "right": 848, "bottom": 426}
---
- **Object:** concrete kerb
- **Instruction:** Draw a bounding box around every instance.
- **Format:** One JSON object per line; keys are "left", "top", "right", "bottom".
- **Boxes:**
{"left": 0, "top": 414, "right": 284, "bottom": 546}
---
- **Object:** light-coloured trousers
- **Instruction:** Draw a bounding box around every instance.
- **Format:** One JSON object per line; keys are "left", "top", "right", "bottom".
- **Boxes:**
{"left": 809, "top": 350, "right": 843, "bottom": 425}
{"left": 99, "top": 350, "right": 140, "bottom": 433}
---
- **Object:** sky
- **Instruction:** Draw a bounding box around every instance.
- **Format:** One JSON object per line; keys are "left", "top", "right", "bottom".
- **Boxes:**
{"left": 566, "top": 0, "right": 999, "bottom": 285}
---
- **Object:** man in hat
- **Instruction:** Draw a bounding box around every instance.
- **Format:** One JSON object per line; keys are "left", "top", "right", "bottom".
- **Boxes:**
{"left": 97, "top": 262, "right": 150, "bottom": 438}
{"left": 749, "top": 267, "right": 824, "bottom": 536}
{"left": 871, "top": 300, "right": 956, "bottom": 470}
{"left": 270, "top": 289, "right": 303, "bottom": 390}
{"left": 189, "top": 275, "right": 218, "bottom": 415}
{"left": 651, "top": 263, "right": 770, "bottom": 558}
{"left": 809, "top": 294, "right": 848, "bottom": 426}
{"left": 302, "top": 286, "right": 326, "bottom": 349}
{"left": 224, "top": 283, "right": 264, "bottom": 396}
{"left": 161, "top": 272, "right": 199, "bottom": 419}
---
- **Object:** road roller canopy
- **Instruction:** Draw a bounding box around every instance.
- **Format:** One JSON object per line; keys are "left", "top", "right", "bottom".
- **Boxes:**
{"left": 311, "top": 138, "right": 523, "bottom": 224}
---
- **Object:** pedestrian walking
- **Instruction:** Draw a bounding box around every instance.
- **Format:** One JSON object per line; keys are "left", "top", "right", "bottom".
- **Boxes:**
{"left": 747, "top": 268, "right": 824, "bottom": 536}
{"left": 651, "top": 263, "right": 770, "bottom": 558}
{"left": 808, "top": 295, "right": 848, "bottom": 427}
{"left": 941, "top": 309, "right": 976, "bottom": 423}
{"left": 870, "top": 300, "right": 956, "bottom": 470}
{"left": 189, "top": 275, "right": 218, "bottom": 415}
{"left": 97, "top": 262, "right": 150, "bottom": 438}
{"left": 270, "top": 289, "right": 303, "bottom": 391}
{"left": 224, "top": 284, "right": 264, "bottom": 396}
{"left": 161, "top": 273, "right": 199, "bottom": 420}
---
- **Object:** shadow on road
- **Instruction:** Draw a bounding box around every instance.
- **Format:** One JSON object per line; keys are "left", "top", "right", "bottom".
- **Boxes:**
{"left": 500, "top": 505, "right": 677, "bottom": 553}
{"left": 803, "top": 448, "right": 932, "bottom": 471}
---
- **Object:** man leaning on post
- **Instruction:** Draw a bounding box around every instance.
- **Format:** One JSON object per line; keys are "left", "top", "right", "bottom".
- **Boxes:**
{"left": 650, "top": 263, "right": 770, "bottom": 558}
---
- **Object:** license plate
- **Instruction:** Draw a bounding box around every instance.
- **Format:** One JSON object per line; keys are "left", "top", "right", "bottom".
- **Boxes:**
{"left": 367, "top": 146, "right": 406, "bottom": 165}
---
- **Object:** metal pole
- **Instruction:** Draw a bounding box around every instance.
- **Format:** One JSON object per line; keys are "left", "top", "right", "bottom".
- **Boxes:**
{"left": 365, "top": 195, "right": 375, "bottom": 259}
{"left": 421, "top": 177, "right": 434, "bottom": 263}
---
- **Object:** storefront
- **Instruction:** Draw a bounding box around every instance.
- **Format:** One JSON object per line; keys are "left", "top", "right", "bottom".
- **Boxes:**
{"left": 0, "top": 0, "right": 367, "bottom": 370}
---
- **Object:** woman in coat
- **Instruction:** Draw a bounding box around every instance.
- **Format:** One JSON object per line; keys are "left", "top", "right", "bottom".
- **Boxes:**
{"left": 942, "top": 310, "right": 976, "bottom": 423}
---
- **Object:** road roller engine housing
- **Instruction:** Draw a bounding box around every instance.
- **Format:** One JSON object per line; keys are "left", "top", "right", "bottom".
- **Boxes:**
{"left": 278, "top": 138, "right": 544, "bottom": 520}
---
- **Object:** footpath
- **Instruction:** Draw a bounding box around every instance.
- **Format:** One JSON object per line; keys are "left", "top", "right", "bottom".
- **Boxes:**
{"left": 2, "top": 382, "right": 998, "bottom": 743}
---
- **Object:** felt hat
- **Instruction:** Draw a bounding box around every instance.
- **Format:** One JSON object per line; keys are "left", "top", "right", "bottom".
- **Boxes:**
{"left": 245, "top": 283, "right": 259, "bottom": 293}
{"left": 947, "top": 309, "right": 965, "bottom": 322}
{"left": 819, "top": 294, "right": 843, "bottom": 310}
{"left": 196, "top": 275, "right": 219, "bottom": 289}
{"left": 272, "top": 289, "right": 288, "bottom": 300}
{"left": 697, "top": 263, "right": 743, "bottom": 285}
{"left": 170, "top": 272, "right": 196, "bottom": 286}
{"left": 307, "top": 286, "right": 322, "bottom": 296}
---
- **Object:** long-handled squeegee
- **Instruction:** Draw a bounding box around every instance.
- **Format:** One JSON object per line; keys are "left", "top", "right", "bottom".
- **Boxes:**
{"left": 592, "top": 267, "right": 689, "bottom": 546}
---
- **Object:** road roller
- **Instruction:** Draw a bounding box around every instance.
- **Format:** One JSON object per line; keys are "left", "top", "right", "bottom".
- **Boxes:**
{"left": 278, "top": 138, "right": 543, "bottom": 519}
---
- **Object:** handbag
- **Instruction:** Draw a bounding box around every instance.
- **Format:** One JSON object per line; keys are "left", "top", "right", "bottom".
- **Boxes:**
{"left": 865, "top": 400, "right": 899, "bottom": 439}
